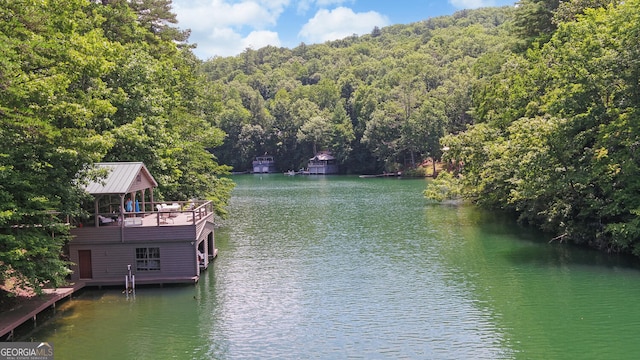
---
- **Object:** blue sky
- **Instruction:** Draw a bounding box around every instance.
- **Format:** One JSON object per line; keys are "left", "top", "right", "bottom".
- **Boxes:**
{"left": 171, "top": 0, "right": 517, "bottom": 60}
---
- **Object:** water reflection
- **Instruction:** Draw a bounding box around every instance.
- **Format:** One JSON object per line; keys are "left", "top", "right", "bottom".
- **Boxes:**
{"left": 425, "top": 201, "right": 640, "bottom": 359}
{"left": 206, "top": 176, "right": 510, "bottom": 359}
{"left": 30, "top": 175, "right": 640, "bottom": 359}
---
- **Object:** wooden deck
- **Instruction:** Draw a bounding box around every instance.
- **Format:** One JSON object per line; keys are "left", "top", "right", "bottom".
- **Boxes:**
{"left": 0, "top": 281, "right": 86, "bottom": 341}
{"left": 99, "top": 209, "right": 207, "bottom": 228}
{"left": 86, "top": 200, "right": 213, "bottom": 228}
{"left": 118, "top": 211, "right": 193, "bottom": 227}
{"left": 72, "top": 201, "right": 215, "bottom": 244}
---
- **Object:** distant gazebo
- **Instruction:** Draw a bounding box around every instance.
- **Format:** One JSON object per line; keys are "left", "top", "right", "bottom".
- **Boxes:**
{"left": 307, "top": 151, "right": 338, "bottom": 175}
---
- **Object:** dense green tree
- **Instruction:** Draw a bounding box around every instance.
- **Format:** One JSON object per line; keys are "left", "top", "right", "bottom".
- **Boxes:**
{"left": 409, "top": 98, "right": 447, "bottom": 173}
{"left": 268, "top": 89, "right": 301, "bottom": 170}
{"left": 297, "top": 115, "right": 332, "bottom": 155}
{"left": 423, "top": 171, "right": 463, "bottom": 201}
{"left": 129, "top": 0, "right": 190, "bottom": 43}
{"left": 444, "top": 0, "right": 640, "bottom": 256}
{"left": 362, "top": 102, "right": 404, "bottom": 170}
{"left": 512, "top": 0, "right": 560, "bottom": 46}
{"left": 0, "top": 0, "right": 114, "bottom": 292}
{"left": 0, "top": 0, "right": 232, "bottom": 293}
{"left": 553, "top": 0, "right": 615, "bottom": 23}
{"left": 328, "top": 101, "right": 355, "bottom": 165}
{"left": 201, "top": 6, "right": 515, "bottom": 173}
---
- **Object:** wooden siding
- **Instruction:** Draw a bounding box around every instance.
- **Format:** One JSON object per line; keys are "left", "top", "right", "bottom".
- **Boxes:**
{"left": 72, "top": 212, "right": 213, "bottom": 244}
{"left": 308, "top": 164, "right": 339, "bottom": 174}
{"left": 71, "top": 225, "right": 197, "bottom": 244}
{"left": 68, "top": 210, "right": 215, "bottom": 285}
{"left": 252, "top": 156, "right": 276, "bottom": 173}
{"left": 68, "top": 241, "right": 203, "bottom": 285}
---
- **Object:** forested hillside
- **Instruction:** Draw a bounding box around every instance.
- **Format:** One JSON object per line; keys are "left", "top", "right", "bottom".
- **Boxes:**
{"left": 201, "top": 6, "right": 516, "bottom": 173}
{"left": 440, "top": 0, "right": 640, "bottom": 256}
{"left": 201, "top": 0, "right": 640, "bottom": 258}
{"left": 2, "top": 0, "right": 638, "bottom": 294}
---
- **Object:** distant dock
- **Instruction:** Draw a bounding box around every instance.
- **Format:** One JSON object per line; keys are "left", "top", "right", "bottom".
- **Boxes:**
{"left": 359, "top": 172, "right": 402, "bottom": 178}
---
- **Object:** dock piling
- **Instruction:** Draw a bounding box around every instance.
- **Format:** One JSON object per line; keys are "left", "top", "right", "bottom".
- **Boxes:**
{"left": 125, "top": 265, "right": 135, "bottom": 294}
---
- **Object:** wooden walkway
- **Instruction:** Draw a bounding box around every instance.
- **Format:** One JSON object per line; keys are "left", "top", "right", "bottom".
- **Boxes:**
{"left": 0, "top": 281, "right": 85, "bottom": 341}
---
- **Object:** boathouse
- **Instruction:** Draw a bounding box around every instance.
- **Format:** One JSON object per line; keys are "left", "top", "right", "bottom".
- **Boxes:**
{"left": 252, "top": 155, "right": 276, "bottom": 173}
{"left": 68, "top": 162, "right": 216, "bottom": 286}
{"left": 307, "top": 151, "right": 338, "bottom": 174}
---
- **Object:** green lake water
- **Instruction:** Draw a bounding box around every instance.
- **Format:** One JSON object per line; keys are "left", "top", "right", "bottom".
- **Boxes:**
{"left": 27, "top": 175, "right": 640, "bottom": 359}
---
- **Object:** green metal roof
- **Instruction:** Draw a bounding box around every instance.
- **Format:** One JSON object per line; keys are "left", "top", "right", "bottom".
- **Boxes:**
{"left": 83, "top": 162, "right": 158, "bottom": 195}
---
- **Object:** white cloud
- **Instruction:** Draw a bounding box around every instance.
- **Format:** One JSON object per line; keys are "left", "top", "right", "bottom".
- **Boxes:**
{"left": 172, "top": 0, "right": 288, "bottom": 58}
{"left": 299, "top": 7, "right": 389, "bottom": 43}
{"left": 197, "top": 27, "right": 243, "bottom": 58}
{"left": 449, "top": 0, "right": 497, "bottom": 9}
{"left": 297, "top": 0, "right": 354, "bottom": 14}
{"left": 173, "top": 0, "right": 287, "bottom": 31}
{"left": 195, "top": 28, "right": 281, "bottom": 58}
{"left": 244, "top": 31, "right": 282, "bottom": 50}
{"left": 316, "top": 0, "right": 352, "bottom": 6}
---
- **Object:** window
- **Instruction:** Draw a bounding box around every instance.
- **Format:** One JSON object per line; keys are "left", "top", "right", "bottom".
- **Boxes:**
{"left": 136, "top": 247, "right": 160, "bottom": 271}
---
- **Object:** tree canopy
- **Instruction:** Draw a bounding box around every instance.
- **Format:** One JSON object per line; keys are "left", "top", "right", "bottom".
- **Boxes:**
{"left": 200, "top": 6, "right": 516, "bottom": 174}
{"left": 440, "top": 0, "right": 639, "bottom": 255}
{"left": 0, "top": 0, "right": 232, "bottom": 293}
